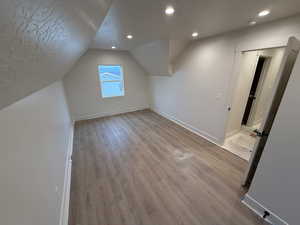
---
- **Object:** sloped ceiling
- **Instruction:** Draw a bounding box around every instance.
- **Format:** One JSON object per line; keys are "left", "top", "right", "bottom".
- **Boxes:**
{"left": 0, "top": 0, "right": 112, "bottom": 110}
{"left": 131, "top": 40, "right": 189, "bottom": 76}
{"left": 91, "top": 0, "right": 300, "bottom": 51}
{"left": 90, "top": 0, "right": 300, "bottom": 76}
{"left": 131, "top": 40, "right": 171, "bottom": 76}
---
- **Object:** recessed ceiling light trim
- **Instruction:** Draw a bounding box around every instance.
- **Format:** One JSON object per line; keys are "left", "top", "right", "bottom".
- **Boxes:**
{"left": 192, "top": 32, "right": 199, "bottom": 38}
{"left": 165, "top": 6, "right": 175, "bottom": 15}
{"left": 258, "top": 9, "right": 270, "bottom": 17}
{"left": 126, "top": 34, "right": 133, "bottom": 39}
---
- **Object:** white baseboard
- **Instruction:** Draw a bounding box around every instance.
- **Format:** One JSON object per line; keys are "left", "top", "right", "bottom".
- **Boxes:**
{"left": 59, "top": 124, "right": 74, "bottom": 225}
{"left": 150, "top": 108, "right": 223, "bottom": 146}
{"left": 242, "top": 194, "right": 289, "bottom": 225}
{"left": 74, "top": 106, "right": 149, "bottom": 122}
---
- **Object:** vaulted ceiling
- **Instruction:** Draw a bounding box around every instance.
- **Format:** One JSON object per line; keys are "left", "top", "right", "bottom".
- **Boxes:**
{"left": 2, "top": 0, "right": 300, "bottom": 108}
{"left": 91, "top": 0, "right": 300, "bottom": 51}
{"left": 0, "top": 0, "right": 112, "bottom": 110}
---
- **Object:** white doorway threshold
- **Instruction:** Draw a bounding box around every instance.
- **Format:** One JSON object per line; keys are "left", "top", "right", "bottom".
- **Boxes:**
{"left": 223, "top": 127, "right": 258, "bottom": 161}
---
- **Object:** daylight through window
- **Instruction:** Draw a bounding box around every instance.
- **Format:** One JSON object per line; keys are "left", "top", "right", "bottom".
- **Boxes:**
{"left": 98, "top": 65, "right": 124, "bottom": 98}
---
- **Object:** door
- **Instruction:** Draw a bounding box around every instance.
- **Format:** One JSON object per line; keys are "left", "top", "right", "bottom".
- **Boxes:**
{"left": 225, "top": 51, "right": 259, "bottom": 136}
{"left": 242, "top": 57, "right": 266, "bottom": 125}
{"left": 242, "top": 37, "right": 300, "bottom": 188}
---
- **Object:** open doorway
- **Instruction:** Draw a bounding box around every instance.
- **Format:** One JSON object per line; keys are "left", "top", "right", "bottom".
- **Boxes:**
{"left": 224, "top": 37, "right": 300, "bottom": 188}
{"left": 223, "top": 47, "right": 285, "bottom": 161}
{"left": 242, "top": 56, "right": 269, "bottom": 128}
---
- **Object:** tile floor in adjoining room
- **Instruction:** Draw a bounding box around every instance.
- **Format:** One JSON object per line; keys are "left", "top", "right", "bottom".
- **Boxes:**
{"left": 223, "top": 125, "right": 260, "bottom": 161}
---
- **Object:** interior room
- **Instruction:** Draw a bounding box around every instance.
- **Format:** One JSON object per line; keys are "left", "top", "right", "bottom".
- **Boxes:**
{"left": 1, "top": 1, "right": 300, "bottom": 225}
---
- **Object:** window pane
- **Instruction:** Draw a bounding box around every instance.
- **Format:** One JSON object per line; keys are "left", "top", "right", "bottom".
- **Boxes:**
{"left": 98, "top": 65, "right": 124, "bottom": 98}
{"left": 101, "top": 81, "right": 124, "bottom": 98}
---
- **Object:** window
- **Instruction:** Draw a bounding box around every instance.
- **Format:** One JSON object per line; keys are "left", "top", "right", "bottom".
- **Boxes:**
{"left": 98, "top": 65, "right": 124, "bottom": 98}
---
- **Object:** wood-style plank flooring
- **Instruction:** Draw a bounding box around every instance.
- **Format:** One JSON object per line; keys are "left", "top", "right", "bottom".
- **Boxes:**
{"left": 69, "top": 110, "right": 265, "bottom": 225}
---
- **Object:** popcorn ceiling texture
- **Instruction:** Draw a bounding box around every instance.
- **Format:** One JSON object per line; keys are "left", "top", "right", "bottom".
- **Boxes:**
{"left": 0, "top": 0, "right": 112, "bottom": 110}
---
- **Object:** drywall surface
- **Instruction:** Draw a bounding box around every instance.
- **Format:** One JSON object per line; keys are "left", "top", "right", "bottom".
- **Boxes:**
{"left": 169, "top": 40, "right": 190, "bottom": 64}
{"left": 64, "top": 49, "right": 150, "bottom": 121}
{"left": 0, "top": 81, "right": 72, "bottom": 225}
{"left": 0, "top": 0, "right": 112, "bottom": 110}
{"left": 150, "top": 35, "right": 237, "bottom": 143}
{"left": 149, "top": 14, "right": 300, "bottom": 144}
{"left": 247, "top": 50, "right": 300, "bottom": 225}
{"left": 131, "top": 40, "right": 171, "bottom": 76}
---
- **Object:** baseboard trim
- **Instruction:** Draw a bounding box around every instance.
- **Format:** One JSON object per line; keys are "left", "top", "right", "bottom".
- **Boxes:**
{"left": 151, "top": 108, "right": 222, "bottom": 146}
{"left": 74, "top": 106, "right": 149, "bottom": 122}
{"left": 242, "top": 194, "right": 289, "bottom": 225}
{"left": 59, "top": 124, "right": 74, "bottom": 225}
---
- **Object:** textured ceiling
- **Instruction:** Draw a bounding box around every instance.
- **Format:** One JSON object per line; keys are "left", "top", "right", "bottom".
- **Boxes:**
{"left": 90, "top": 0, "right": 300, "bottom": 50}
{"left": 0, "top": 0, "right": 112, "bottom": 110}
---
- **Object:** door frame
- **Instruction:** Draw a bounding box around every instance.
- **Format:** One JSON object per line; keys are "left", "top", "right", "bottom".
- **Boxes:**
{"left": 224, "top": 45, "right": 286, "bottom": 140}
{"left": 242, "top": 37, "right": 300, "bottom": 187}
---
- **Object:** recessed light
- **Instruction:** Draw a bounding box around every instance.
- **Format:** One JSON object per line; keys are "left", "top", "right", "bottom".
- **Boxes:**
{"left": 192, "top": 32, "right": 199, "bottom": 38}
{"left": 126, "top": 34, "right": 133, "bottom": 39}
{"left": 249, "top": 21, "right": 257, "bottom": 26}
{"left": 111, "top": 46, "right": 116, "bottom": 49}
{"left": 258, "top": 10, "right": 270, "bottom": 17}
{"left": 165, "top": 6, "right": 175, "bottom": 15}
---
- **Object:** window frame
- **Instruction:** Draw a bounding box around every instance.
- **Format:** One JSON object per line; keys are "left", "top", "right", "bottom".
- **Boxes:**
{"left": 98, "top": 64, "right": 125, "bottom": 99}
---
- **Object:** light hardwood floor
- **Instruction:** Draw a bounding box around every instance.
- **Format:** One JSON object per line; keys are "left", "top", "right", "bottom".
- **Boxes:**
{"left": 69, "top": 110, "right": 265, "bottom": 225}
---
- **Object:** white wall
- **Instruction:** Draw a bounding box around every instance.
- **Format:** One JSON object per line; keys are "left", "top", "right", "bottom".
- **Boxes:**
{"left": 149, "top": 14, "right": 300, "bottom": 145}
{"left": 64, "top": 49, "right": 150, "bottom": 121}
{"left": 0, "top": 81, "right": 73, "bottom": 225}
{"left": 150, "top": 34, "right": 237, "bottom": 144}
{"left": 245, "top": 49, "right": 300, "bottom": 225}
